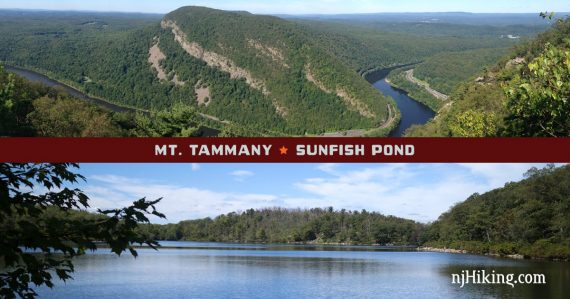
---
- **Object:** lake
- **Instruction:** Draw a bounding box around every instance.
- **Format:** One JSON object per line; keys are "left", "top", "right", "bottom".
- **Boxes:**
{"left": 35, "top": 242, "right": 568, "bottom": 299}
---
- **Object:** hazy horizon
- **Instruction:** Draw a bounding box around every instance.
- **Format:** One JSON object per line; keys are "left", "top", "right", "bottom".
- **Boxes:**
{"left": 0, "top": 0, "right": 569, "bottom": 15}
{"left": 1, "top": 7, "right": 567, "bottom": 16}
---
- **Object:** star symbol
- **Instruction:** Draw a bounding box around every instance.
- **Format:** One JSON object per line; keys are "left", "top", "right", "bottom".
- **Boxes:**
{"left": 279, "top": 146, "right": 289, "bottom": 155}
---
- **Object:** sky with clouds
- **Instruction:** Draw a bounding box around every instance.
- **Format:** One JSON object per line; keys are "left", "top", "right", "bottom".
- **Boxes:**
{"left": 70, "top": 163, "right": 560, "bottom": 224}
{"left": 1, "top": 0, "right": 568, "bottom": 14}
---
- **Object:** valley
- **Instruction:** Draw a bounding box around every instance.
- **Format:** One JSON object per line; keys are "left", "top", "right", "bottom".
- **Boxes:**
{"left": 0, "top": 8, "right": 566, "bottom": 137}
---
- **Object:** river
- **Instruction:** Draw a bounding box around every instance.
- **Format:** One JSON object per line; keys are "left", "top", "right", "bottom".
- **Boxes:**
{"left": 5, "top": 65, "right": 136, "bottom": 114}
{"left": 6, "top": 65, "right": 433, "bottom": 138}
{"left": 4, "top": 65, "right": 221, "bottom": 137}
{"left": 8, "top": 65, "right": 435, "bottom": 137}
{"left": 367, "top": 67, "right": 436, "bottom": 137}
{"left": 34, "top": 241, "right": 568, "bottom": 299}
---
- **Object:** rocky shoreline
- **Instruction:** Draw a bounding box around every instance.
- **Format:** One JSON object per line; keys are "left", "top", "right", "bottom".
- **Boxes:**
{"left": 418, "top": 247, "right": 525, "bottom": 260}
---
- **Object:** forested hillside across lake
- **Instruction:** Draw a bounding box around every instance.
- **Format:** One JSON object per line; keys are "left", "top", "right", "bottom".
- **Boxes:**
{"left": 139, "top": 207, "right": 426, "bottom": 245}
{"left": 136, "top": 165, "right": 570, "bottom": 260}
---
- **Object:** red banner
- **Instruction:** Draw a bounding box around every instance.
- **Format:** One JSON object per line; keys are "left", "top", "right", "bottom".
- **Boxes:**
{"left": 0, "top": 138, "right": 568, "bottom": 163}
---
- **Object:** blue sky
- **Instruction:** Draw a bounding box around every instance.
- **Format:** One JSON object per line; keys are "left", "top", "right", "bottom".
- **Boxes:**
{"left": 1, "top": 0, "right": 568, "bottom": 14}
{"left": 67, "top": 163, "right": 558, "bottom": 224}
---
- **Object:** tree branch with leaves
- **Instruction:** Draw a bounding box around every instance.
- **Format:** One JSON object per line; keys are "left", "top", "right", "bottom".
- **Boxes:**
{"left": 0, "top": 163, "right": 165, "bottom": 299}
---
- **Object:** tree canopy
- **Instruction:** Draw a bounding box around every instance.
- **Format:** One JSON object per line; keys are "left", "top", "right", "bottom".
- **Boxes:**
{"left": 424, "top": 164, "right": 570, "bottom": 259}
{"left": 139, "top": 207, "right": 425, "bottom": 246}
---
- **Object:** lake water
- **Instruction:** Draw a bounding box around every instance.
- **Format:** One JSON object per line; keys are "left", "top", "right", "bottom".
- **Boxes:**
{"left": 35, "top": 242, "right": 568, "bottom": 299}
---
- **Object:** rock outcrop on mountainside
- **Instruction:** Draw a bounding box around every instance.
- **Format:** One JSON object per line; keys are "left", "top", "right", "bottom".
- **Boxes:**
{"left": 149, "top": 6, "right": 393, "bottom": 135}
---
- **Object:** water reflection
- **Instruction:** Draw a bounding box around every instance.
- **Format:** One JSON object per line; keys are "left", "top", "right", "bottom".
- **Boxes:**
{"left": 440, "top": 259, "right": 569, "bottom": 299}
{"left": 34, "top": 245, "right": 570, "bottom": 299}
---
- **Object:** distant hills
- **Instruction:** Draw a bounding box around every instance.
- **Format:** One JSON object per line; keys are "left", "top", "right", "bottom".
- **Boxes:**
{"left": 284, "top": 12, "right": 556, "bottom": 26}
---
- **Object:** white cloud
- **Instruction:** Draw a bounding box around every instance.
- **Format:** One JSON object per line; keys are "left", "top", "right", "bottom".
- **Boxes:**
{"left": 191, "top": 163, "right": 201, "bottom": 171}
{"left": 293, "top": 166, "right": 465, "bottom": 222}
{"left": 291, "top": 164, "right": 550, "bottom": 223}
{"left": 457, "top": 163, "right": 564, "bottom": 188}
{"left": 316, "top": 163, "right": 340, "bottom": 175}
{"left": 84, "top": 164, "right": 556, "bottom": 224}
{"left": 86, "top": 175, "right": 278, "bottom": 223}
{"left": 230, "top": 170, "right": 254, "bottom": 182}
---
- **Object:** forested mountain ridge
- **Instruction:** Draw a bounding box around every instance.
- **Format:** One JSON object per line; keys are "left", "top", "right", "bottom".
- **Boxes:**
{"left": 156, "top": 7, "right": 392, "bottom": 134}
{"left": 407, "top": 18, "right": 570, "bottom": 137}
{"left": 0, "top": 7, "right": 394, "bottom": 136}
{"left": 1, "top": 9, "right": 563, "bottom": 136}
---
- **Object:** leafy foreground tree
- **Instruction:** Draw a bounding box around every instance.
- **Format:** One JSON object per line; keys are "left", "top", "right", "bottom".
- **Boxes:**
{"left": 504, "top": 41, "right": 570, "bottom": 136}
{"left": 0, "top": 163, "right": 165, "bottom": 298}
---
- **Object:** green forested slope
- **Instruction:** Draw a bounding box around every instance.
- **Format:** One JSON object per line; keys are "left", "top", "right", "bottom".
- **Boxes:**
{"left": 0, "top": 65, "right": 125, "bottom": 137}
{"left": 407, "top": 18, "right": 570, "bottom": 137}
{"left": 0, "top": 65, "right": 263, "bottom": 137}
{"left": 425, "top": 164, "right": 570, "bottom": 260}
{"left": 1, "top": 9, "right": 562, "bottom": 136}
{"left": 384, "top": 48, "right": 509, "bottom": 112}
{"left": 293, "top": 20, "right": 518, "bottom": 74}
{"left": 386, "top": 67, "right": 443, "bottom": 111}
{"left": 291, "top": 18, "right": 535, "bottom": 118}
{"left": 414, "top": 48, "right": 510, "bottom": 95}
{"left": 160, "top": 7, "right": 391, "bottom": 134}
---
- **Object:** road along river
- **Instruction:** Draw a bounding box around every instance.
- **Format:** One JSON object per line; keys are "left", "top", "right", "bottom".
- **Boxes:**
{"left": 6, "top": 64, "right": 434, "bottom": 137}
{"left": 365, "top": 66, "right": 436, "bottom": 137}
